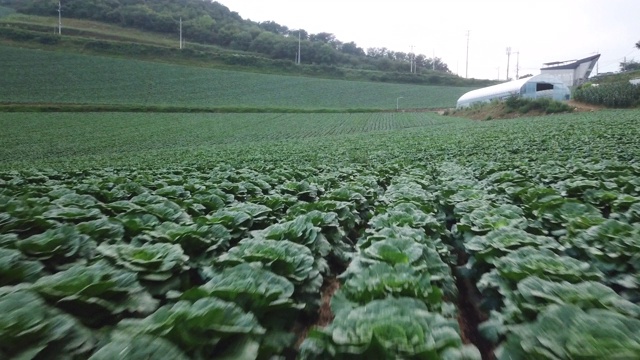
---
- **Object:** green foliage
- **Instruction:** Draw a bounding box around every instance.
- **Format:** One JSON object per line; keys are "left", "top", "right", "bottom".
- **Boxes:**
{"left": 331, "top": 263, "right": 444, "bottom": 314}
{"left": 7, "top": 0, "right": 460, "bottom": 77}
{"left": 97, "top": 242, "right": 190, "bottom": 296}
{"left": 31, "top": 261, "right": 158, "bottom": 325}
{"left": 117, "top": 297, "right": 265, "bottom": 359}
{"left": 464, "top": 228, "right": 558, "bottom": 269}
{"left": 89, "top": 333, "right": 190, "bottom": 360}
{"left": 192, "top": 263, "right": 302, "bottom": 317}
{"left": 0, "top": 247, "right": 44, "bottom": 285}
{"left": 574, "top": 82, "right": 640, "bottom": 107}
{"left": 15, "top": 225, "right": 95, "bottom": 269}
{"left": 300, "top": 297, "right": 481, "bottom": 359}
{"left": 504, "top": 95, "right": 573, "bottom": 114}
{"left": 0, "top": 289, "right": 95, "bottom": 359}
{"left": 497, "top": 305, "right": 640, "bottom": 359}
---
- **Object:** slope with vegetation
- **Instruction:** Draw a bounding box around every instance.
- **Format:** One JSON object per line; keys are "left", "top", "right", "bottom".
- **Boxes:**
{"left": 0, "top": 0, "right": 494, "bottom": 87}
{"left": 446, "top": 96, "right": 574, "bottom": 121}
{"left": 0, "top": 46, "right": 474, "bottom": 111}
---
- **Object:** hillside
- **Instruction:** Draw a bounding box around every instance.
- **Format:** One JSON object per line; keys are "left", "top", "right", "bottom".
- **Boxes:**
{"left": 0, "top": 1, "right": 495, "bottom": 87}
{"left": 0, "top": 46, "right": 474, "bottom": 110}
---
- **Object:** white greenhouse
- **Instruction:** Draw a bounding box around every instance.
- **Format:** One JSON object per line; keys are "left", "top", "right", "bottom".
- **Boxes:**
{"left": 456, "top": 74, "right": 571, "bottom": 108}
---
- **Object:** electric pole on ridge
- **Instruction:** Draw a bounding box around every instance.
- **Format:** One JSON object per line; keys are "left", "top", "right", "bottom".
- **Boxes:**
{"left": 506, "top": 46, "right": 512, "bottom": 81}
{"left": 410, "top": 45, "right": 414, "bottom": 73}
{"left": 297, "top": 31, "right": 301, "bottom": 65}
{"left": 465, "top": 30, "right": 470, "bottom": 78}
{"left": 515, "top": 51, "right": 520, "bottom": 79}
{"left": 57, "top": 1, "right": 62, "bottom": 35}
{"left": 179, "top": 17, "right": 183, "bottom": 49}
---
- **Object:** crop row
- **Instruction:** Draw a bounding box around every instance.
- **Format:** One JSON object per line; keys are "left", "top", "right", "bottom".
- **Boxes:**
{"left": 437, "top": 161, "right": 640, "bottom": 358}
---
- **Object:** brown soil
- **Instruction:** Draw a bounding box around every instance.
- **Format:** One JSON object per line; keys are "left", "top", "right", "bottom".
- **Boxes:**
{"left": 317, "top": 276, "right": 341, "bottom": 326}
{"left": 293, "top": 276, "right": 341, "bottom": 349}
{"left": 453, "top": 248, "right": 495, "bottom": 360}
{"left": 456, "top": 274, "right": 494, "bottom": 360}
{"left": 566, "top": 100, "right": 604, "bottom": 112}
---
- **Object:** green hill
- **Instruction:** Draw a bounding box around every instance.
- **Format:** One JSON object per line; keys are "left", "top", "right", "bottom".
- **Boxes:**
{"left": 0, "top": 46, "right": 473, "bottom": 110}
{"left": 0, "top": 1, "right": 496, "bottom": 87}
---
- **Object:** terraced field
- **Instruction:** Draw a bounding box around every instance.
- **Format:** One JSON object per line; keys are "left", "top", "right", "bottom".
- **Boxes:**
{"left": 0, "top": 46, "right": 472, "bottom": 110}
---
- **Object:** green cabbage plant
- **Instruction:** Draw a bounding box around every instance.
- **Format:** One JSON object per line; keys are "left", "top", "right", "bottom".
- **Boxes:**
{"left": 0, "top": 289, "right": 94, "bottom": 359}
{"left": 497, "top": 305, "right": 640, "bottom": 359}
{"left": 117, "top": 297, "right": 265, "bottom": 359}
{"left": 31, "top": 261, "right": 158, "bottom": 325}
{"left": 300, "top": 297, "right": 480, "bottom": 359}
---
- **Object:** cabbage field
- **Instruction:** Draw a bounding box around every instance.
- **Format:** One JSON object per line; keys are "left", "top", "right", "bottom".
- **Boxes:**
{"left": 0, "top": 46, "right": 472, "bottom": 110}
{"left": 1, "top": 109, "right": 640, "bottom": 359}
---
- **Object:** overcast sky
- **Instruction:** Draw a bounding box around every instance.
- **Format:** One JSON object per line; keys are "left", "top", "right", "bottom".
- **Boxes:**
{"left": 220, "top": 0, "right": 640, "bottom": 80}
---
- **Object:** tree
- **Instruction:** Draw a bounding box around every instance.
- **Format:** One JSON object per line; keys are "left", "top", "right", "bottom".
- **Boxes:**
{"left": 340, "top": 41, "right": 364, "bottom": 56}
{"left": 620, "top": 59, "right": 640, "bottom": 72}
{"left": 259, "top": 21, "right": 288, "bottom": 35}
{"left": 636, "top": 40, "right": 640, "bottom": 49}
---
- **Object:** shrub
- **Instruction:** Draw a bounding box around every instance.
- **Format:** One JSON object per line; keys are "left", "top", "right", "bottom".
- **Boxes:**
{"left": 505, "top": 95, "right": 572, "bottom": 114}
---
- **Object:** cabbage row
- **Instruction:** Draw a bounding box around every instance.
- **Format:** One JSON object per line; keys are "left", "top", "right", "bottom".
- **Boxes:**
{"left": 300, "top": 176, "right": 481, "bottom": 359}
{"left": 444, "top": 161, "right": 640, "bottom": 359}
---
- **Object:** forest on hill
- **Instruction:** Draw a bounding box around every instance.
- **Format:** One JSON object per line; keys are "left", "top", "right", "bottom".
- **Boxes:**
{"left": 3, "top": 0, "right": 452, "bottom": 75}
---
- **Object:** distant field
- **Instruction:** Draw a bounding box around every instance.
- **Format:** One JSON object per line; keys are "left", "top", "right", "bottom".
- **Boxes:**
{"left": 1, "top": 109, "right": 639, "bottom": 170}
{"left": 0, "top": 46, "right": 473, "bottom": 110}
{"left": 0, "top": 112, "right": 457, "bottom": 167}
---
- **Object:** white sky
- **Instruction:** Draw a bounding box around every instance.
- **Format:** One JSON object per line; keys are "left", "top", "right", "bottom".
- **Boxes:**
{"left": 220, "top": 0, "right": 640, "bottom": 80}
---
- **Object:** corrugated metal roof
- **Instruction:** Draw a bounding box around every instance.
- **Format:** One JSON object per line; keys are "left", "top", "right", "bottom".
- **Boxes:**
{"left": 540, "top": 54, "right": 600, "bottom": 71}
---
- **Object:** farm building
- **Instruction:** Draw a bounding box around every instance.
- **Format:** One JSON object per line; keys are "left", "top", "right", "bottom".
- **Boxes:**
{"left": 540, "top": 54, "right": 600, "bottom": 87}
{"left": 456, "top": 74, "right": 571, "bottom": 108}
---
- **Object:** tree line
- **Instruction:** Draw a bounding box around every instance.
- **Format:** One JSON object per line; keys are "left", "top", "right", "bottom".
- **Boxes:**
{"left": 7, "top": 0, "right": 451, "bottom": 74}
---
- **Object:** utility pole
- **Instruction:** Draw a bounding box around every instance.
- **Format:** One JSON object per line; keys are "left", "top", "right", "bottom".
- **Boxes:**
{"left": 465, "top": 30, "right": 470, "bottom": 78}
{"left": 432, "top": 49, "right": 435, "bottom": 71}
{"left": 179, "top": 18, "right": 183, "bottom": 49}
{"left": 496, "top": 67, "right": 500, "bottom": 80}
{"left": 506, "top": 46, "right": 512, "bottom": 81}
{"left": 57, "top": 1, "right": 62, "bottom": 35}
{"left": 515, "top": 51, "right": 519, "bottom": 79}
{"left": 297, "top": 31, "right": 301, "bottom": 65}
{"left": 409, "top": 45, "right": 414, "bottom": 73}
